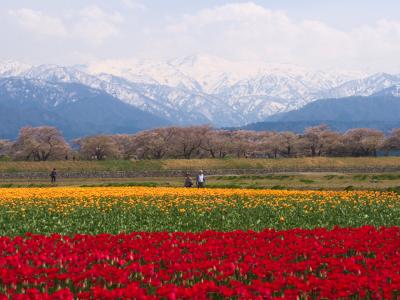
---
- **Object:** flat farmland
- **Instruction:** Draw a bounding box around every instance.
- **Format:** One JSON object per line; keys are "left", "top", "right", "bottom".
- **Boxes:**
{"left": 2, "top": 157, "right": 400, "bottom": 191}
{"left": 4, "top": 172, "right": 400, "bottom": 191}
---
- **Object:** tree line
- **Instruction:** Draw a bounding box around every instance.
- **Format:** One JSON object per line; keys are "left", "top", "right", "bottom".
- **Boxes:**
{"left": 1, "top": 125, "right": 400, "bottom": 161}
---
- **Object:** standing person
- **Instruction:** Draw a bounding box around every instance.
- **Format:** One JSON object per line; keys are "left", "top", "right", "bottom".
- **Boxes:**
{"left": 50, "top": 168, "right": 57, "bottom": 184}
{"left": 196, "top": 170, "right": 206, "bottom": 188}
{"left": 184, "top": 173, "right": 193, "bottom": 188}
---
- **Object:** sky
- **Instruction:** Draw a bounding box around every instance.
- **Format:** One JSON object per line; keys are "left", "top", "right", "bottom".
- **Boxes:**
{"left": 1, "top": 0, "right": 400, "bottom": 72}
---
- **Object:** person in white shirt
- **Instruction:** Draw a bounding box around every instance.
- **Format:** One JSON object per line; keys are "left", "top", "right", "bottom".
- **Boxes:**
{"left": 196, "top": 170, "right": 206, "bottom": 188}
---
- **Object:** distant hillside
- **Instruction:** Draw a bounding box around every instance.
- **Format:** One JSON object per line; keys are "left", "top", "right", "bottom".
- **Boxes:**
{"left": 240, "top": 120, "right": 400, "bottom": 133}
{"left": 241, "top": 86, "right": 400, "bottom": 132}
{"left": 0, "top": 78, "right": 169, "bottom": 139}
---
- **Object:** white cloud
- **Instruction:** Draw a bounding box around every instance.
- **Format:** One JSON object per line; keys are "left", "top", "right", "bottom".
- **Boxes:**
{"left": 9, "top": 6, "right": 124, "bottom": 44}
{"left": 157, "top": 2, "right": 400, "bottom": 72}
{"left": 75, "top": 6, "right": 124, "bottom": 44}
{"left": 5, "top": 2, "right": 400, "bottom": 73}
{"left": 121, "top": 0, "right": 146, "bottom": 11}
{"left": 8, "top": 8, "right": 67, "bottom": 37}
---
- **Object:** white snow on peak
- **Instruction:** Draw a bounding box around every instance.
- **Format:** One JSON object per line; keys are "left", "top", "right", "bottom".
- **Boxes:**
{"left": 86, "top": 55, "right": 367, "bottom": 96}
{"left": 0, "top": 60, "right": 32, "bottom": 77}
{"left": 0, "top": 57, "right": 398, "bottom": 127}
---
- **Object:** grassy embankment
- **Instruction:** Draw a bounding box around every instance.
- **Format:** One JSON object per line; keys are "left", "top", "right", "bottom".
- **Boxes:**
{"left": 1, "top": 157, "right": 400, "bottom": 190}
{"left": 1, "top": 157, "right": 400, "bottom": 173}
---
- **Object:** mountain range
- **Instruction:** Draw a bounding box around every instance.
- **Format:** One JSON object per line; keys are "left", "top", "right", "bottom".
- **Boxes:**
{"left": 242, "top": 86, "right": 400, "bottom": 133}
{"left": 1, "top": 55, "right": 400, "bottom": 138}
{"left": 0, "top": 77, "right": 169, "bottom": 139}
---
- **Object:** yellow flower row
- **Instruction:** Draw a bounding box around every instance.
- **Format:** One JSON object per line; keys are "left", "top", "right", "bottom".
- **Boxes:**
{"left": 0, "top": 186, "right": 392, "bottom": 200}
{"left": 0, "top": 187, "right": 398, "bottom": 214}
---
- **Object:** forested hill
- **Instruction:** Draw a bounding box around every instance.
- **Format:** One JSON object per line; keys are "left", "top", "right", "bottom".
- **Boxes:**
{"left": 241, "top": 86, "right": 400, "bottom": 133}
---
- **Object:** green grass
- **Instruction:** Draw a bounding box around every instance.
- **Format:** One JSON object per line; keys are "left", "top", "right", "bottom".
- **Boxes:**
{"left": 324, "top": 175, "right": 345, "bottom": 180}
{"left": 0, "top": 156, "right": 10, "bottom": 162}
{"left": 0, "top": 183, "right": 56, "bottom": 188}
{"left": 352, "top": 174, "right": 400, "bottom": 181}
{"left": 299, "top": 179, "right": 316, "bottom": 184}
{"left": 270, "top": 185, "right": 287, "bottom": 190}
{"left": 353, "top": 174, "right": 369, "bottom": 181}
{"left": 371, "top": 174, "right": 400, "bottom": 180}
{"left": 7, "top": 171, "right": 400, "bottom": 191}
{"left": 215, "top": 175, "right": 293, "bottom": 181}
{"left": 80, "top": 182, "right": 160, "bottom": 188}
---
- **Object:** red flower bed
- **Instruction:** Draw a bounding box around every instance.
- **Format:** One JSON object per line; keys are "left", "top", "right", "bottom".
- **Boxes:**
{"left": 1, "top": 226, "right": 400, "bottom": 299}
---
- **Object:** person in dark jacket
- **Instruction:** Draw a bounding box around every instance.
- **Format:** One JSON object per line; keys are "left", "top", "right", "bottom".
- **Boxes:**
{"left": 184, "top": 173, "right": 193, "bottom": 188}
{"left": 50, "top": 168, "right": 57, "bottom": 183}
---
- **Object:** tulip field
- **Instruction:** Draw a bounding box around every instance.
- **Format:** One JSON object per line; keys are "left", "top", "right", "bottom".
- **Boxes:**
{"left": 2, "top": 186, "right": 400, "bottom": 298}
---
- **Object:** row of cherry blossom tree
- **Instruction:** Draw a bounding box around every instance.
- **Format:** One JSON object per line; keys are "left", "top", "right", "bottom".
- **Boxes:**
{"left": 1, "top": 125, "right": 400, "bottom": 161}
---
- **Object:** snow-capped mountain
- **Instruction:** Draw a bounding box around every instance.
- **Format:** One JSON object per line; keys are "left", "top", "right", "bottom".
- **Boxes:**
{"left": 0, "top": 77, "right": 168, "bottom": 139}
{"left": 0, "top": 56, "right": 399, "bottom": 130}
{"left": 18, "top": 64, "right": 225, "bottom": 124}
{"left": 83, "top": 55, "right": 371, "bottom": 125}
{"left": 0, "top": 76, "right": 78, "bottom": 107}
{"left": 266, "top": 86, "right": 400, "bottom": 124}
{"left": 320, "top": 73, "right": 400, "bottom": 99}
{"left": 88, "top": 55, "right": 364, "bottom": 96}
{"left": 0, "top": 60, "right": 31, "bottom": 77}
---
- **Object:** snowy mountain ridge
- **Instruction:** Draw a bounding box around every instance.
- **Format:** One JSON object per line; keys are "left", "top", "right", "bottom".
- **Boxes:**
{"left": 87, "top": 55, "right": 366, "bottom": 95}
{"left": 0, "top": 56, "right": 399, "bottom": 127}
